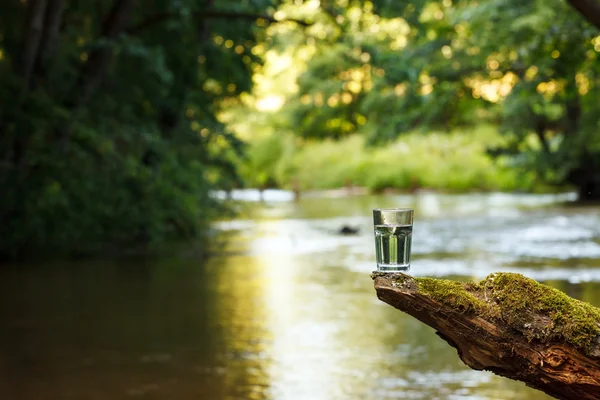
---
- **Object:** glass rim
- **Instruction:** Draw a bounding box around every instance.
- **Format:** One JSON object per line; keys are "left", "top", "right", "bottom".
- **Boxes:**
{"left": 373, "top": 208, "right": 413, "bottom": 212}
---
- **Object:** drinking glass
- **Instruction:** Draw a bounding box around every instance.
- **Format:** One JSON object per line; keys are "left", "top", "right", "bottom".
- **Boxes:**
{"left": 373, "top": 208, "right": 414, "bottom": 271}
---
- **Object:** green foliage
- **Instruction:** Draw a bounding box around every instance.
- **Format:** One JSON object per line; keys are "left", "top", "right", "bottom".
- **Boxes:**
{"left": 0, "top": 0, "right": 277, "bottom": 257}
{"left": 4, "top": 0, "right": 600, "bottom": 257}
{"left": 228, "top": 0, "right": 600, "bottom": 199}
{"left": 239, "top": 133, "right": 289, "bottom": 188}
{"left": 240, "top": 125, "right": 535, "bottom": 193}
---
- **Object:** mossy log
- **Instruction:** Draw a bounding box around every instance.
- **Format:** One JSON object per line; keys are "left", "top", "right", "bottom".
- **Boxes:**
{"left": 372, "top": 272, "right": 600, "bottom": 400}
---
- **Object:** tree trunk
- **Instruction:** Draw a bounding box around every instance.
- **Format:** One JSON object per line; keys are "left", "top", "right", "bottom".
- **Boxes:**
{"left": 33, "top": 0, "right": 64, "bottom": 78}
{"left": 372, "top": 272, "right": 600, "bottom": 400}
{"left": 19, "top": 0, "right": 48, "bottom": 91}
{"left": 577, "top": 178, "right": 600, "bottom": 201}
{"left": 567, "top": 0, "right": 600, "bottom": 30}
{"left": 567, "top": 151, "right": 600, "bottom": 202}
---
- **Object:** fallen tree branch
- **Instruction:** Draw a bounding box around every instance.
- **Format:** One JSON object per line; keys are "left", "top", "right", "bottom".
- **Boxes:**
{"left": 372, "top": 272, "right": 600, "bottom": 400}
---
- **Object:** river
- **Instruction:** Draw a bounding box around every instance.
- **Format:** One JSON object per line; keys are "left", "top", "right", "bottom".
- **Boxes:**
{"left": 2, "top": 191, "right": 600, "bottom": 400}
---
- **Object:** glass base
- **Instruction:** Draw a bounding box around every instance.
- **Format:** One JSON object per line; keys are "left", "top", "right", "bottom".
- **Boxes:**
{"left": 377, "top": 263, "right": 410, "bottom": 272}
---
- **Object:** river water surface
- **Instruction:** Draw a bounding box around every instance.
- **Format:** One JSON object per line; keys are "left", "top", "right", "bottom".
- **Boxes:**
{"left": 3, "top": 191, "right": 600, "bottom": 400}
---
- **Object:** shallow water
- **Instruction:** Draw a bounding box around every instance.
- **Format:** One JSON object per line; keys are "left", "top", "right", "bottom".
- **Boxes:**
{"left": 2, "top": 191, "right": 600, "bottom": 400}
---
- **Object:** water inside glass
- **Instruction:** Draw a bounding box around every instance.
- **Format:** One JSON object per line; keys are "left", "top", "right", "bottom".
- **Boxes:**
{"left": 373, "top": 208, "right": 414, "bottom": 272}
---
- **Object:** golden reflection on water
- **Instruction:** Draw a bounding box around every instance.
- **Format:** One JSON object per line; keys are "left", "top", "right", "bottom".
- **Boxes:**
{"left": 214, "top": 253, "right": 273, "bottom": 400}
{"left": 208, "top": 216, "right": 555, "bottom": 400}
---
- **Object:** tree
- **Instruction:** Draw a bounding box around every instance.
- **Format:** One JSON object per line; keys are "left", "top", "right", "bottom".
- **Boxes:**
{"left": 244, "top": 0, "right": 600, "bottom": 199}
{"left": 0, "top": 0, "right": 301, "bottom": 258}
{"left": 455, "top": 0, "right": 600, "bottom": 200}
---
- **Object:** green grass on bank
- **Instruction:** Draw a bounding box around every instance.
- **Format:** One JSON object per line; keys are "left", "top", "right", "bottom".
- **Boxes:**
{"left": 240, "top": 125, "right": 540, "bottom": 193}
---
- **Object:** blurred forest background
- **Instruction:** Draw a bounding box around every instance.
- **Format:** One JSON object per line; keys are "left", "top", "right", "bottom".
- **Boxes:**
{"left": 1, "top": 0, "right": 599, "bottom": 258}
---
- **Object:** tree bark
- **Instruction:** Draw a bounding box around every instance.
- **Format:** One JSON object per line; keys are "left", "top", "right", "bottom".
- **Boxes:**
{"left": 566, "top": 0, "right": 600, "bottom": 30}
{"left": 34, "top": 0, "right": 64, "bottom": 78}
{"left": 534, "top": 119, "right": 550, "bottom": 154}
{"left": 372, "top": 272, "right": 600, "bottom": 400}
{"left": 19, "top": 0, "right": 48, "bottom": 91}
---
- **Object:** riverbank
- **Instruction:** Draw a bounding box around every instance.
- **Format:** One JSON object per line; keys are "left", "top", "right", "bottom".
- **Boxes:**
{"left": 239, "top": 125, "right": 549, "bottom": 194}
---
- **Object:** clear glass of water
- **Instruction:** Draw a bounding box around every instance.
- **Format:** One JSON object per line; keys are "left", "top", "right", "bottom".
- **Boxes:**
{"left": 373, "top": 208, "right": 414, "bottom": 272}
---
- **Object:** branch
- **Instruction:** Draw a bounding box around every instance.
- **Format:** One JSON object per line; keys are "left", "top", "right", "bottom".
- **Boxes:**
{"left": 127, "top": 9, "right": 312, "bottom": 34}
{"left": 70, "top": 0, "right": 136, "bottom": 107}
{"left": 372, "top": 272, "right": 600, "bottom": 400}
{"left": 534, "top": 120, "right": 551, "bottom": 154}
{"left": 566, "top": 0, "right": 600, "bottom": 30}
{"left": 59, "top": 0, "right": 136, "bottom": 152}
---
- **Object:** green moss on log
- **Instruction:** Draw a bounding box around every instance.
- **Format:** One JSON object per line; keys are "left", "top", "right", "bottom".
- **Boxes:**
{"left": 384, "top": 272, "right": 600, "bottom": 353}
{"left": 415, "top": 277, "right": 497, "bottom": 316}
{"left": 485, "top": 273, "right": 600, "bottom": 352}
